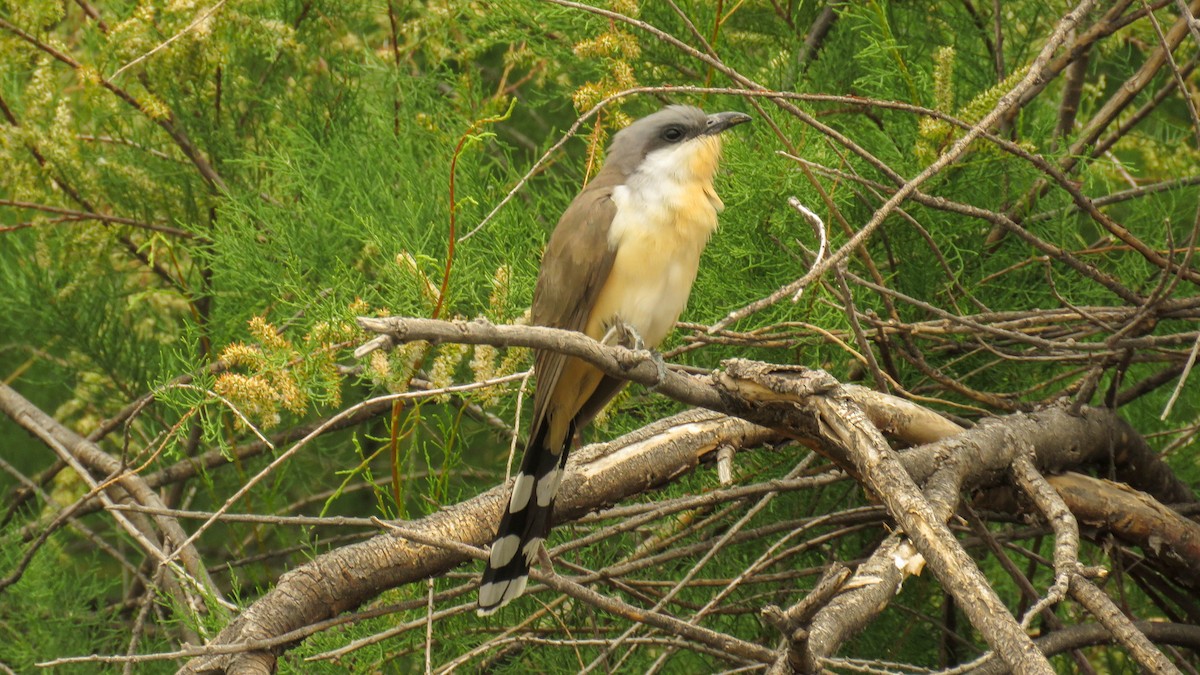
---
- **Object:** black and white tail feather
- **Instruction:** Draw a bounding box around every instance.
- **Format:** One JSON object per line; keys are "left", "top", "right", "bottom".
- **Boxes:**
{"left": 477, "top": 419, "right": 575, "bottom": 615}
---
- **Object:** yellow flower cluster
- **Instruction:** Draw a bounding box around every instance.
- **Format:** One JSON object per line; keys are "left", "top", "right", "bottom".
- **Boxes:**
{"left": 213, "top": 313, "right": 352, "bottom": 429}
{"left": 365, "top": 341, "right": 424, "bottom": 395}
{"left": 362, "top": 265, "right": 532, "bottom": 408}
{"left": 569, "top": 1, "right": 641, "bottom": 131}
{"left": 213, "top": 372, "right": 285, "bottom": 429}
{"left": 429, "top": 342, "right": 470, "bottom": 401}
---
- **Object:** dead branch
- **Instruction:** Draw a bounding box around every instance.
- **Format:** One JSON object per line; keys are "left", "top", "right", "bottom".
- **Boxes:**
{"left": 180, "top": 410, "right": 776, "bottom": 673}
{"left": 1049, "top": 472, "right": 1200, "bottom": 588}
{"left": 163, "top": 306, "right": 1196, "bottom": 671}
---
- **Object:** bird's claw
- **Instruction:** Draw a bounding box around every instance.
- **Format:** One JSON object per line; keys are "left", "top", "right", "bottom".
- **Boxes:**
{"left": 603, "top": 319, "right": 645, "bottom": 351}
{"left": 602, "top": 320, "right": 665, "bottom": 389}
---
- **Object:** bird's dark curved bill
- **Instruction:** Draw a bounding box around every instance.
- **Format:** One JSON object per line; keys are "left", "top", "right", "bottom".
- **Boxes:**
{"left": 703, "top": 111, "right": 752, "bottom": 135}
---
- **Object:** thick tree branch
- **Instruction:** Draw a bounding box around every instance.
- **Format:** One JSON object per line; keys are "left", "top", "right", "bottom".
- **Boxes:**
{"left": 181, "top": 411, "right": 776, "bottom": 673}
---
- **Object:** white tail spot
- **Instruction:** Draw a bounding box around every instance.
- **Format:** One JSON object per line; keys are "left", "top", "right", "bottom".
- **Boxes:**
{"left": 490, "top": 534, "right": 521, "bottom": 568}
{"left": 536, "top": 467, "right": 563, "bottom": 507}
{"left": 477, "top": 575, "right": 529, "bottom": 616}
{"left": 508, "top": 473, "right": 535, "bottom": 512}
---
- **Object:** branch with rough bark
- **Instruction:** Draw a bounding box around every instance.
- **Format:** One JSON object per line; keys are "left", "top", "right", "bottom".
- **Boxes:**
{"left": 169, "top": 316, "right": 1194, "bottom": 673}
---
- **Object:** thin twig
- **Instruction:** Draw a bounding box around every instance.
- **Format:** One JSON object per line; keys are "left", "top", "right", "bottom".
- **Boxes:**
{"left": 109, "top": 0, "right": 229, "bottom": 80}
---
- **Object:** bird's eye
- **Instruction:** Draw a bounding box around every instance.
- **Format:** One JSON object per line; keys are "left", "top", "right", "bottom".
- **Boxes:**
{"left": 661, "top": 126, "right": 685, "bottom": 142}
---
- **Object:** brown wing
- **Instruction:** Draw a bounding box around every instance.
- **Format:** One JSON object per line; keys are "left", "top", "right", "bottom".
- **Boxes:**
{"left": 527, "top": 184, "right": 618, "bottom": 435}
{"left": 479, "top": 185, "right": 620, "bottom": 614}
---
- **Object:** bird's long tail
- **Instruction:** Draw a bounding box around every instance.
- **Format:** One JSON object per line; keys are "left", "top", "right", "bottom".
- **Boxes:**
{"left": 477, "top": 418, "right": 575, "bottom": 615}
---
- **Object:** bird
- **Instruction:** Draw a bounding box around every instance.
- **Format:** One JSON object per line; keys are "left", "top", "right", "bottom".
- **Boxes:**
{"left": 477, "top": 105, "right": 751, "bottom": 615}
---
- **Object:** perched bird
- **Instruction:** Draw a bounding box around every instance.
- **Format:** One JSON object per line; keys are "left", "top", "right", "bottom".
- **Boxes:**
{"left": 478, "top": 105, "right": 751, "bottom": 614}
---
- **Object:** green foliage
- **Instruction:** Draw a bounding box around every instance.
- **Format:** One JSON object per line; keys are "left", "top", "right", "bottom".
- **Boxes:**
{"left": 0, "top": 527, "right": 172, "bottom": 674}
{"left": 2, "top": 0, "right": 1198, "bottom": 671}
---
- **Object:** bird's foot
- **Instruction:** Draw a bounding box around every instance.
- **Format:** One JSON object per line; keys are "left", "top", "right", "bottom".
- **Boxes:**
{"left": 602, "top": 319, "right": 645, "bottom": 351}
{"left": 602, "top": 320, "right": 666, "bottom": 390}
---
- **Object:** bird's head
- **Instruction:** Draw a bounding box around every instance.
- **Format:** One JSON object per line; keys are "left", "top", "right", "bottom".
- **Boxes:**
{"left": 602, "top": 105, "right": 752, "bottom": 184}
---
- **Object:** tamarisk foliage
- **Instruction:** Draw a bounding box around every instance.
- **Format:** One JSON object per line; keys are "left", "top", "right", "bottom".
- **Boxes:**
{"left": 1, "top": 1, "right": 1198, "bottom": 672}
